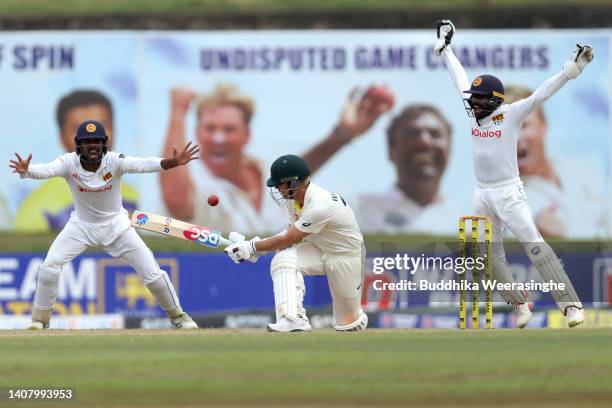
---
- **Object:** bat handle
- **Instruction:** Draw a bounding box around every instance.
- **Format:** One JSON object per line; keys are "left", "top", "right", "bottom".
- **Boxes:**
{"left": 218, "top": 236, "right": 233, "bottom": 248}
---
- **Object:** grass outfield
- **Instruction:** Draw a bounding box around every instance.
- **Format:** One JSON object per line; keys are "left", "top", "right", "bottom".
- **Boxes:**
{"left": 1, "top": 329, "right": 611, "bottom": 407}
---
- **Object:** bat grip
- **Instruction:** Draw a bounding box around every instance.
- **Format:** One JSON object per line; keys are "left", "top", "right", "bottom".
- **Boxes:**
{"left": 218, "top": 236, "right": 233, "bottom": 248}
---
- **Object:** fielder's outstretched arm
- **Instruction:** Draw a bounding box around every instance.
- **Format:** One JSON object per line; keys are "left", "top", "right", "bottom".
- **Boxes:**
{"left": 511, "top": 44, "right": 594, "bottom": 121}
{"left": 434, "top": 21, "right": 470, "bottom": 102}
{"left": 510, "top": 71, "right": 569, "bottom": 121}
{"left": 10, "top": 153, "right": 68, "bottom": 179}
{"left": 440, "top": 48, "right": 471, "bottom": 102}
{"left": 118, "top": 142, "right": 199, "bottom": 174}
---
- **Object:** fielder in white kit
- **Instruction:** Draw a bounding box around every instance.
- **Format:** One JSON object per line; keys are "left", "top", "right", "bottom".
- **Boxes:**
{"left": 224, "top": 154, "right": 367, "bottom": 332}
{"left": 9, "top": 120, "right": 200, "bottom": 329}
{"left": 435, "top": 20, "right": 590, "bottom": 328}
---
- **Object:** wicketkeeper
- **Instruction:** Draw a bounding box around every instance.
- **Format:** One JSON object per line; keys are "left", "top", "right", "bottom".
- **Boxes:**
{"left": 224, "top": 154, "right": 367, "bottom": 332}
{"left": 434, "top": 20, "right": 590, "bottom": 327}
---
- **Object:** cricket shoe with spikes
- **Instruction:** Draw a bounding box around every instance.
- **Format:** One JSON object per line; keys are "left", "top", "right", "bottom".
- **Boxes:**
{"left": 170, "top": 313, "right": 198, "bottom": 329}
{"left": 513, "top": 302, "right": 532, "bottom": 329}
{"left": 27, "top": 321, "right": 50, "bottom": 330}
{"left": 566, "top": 306, "right": 585, "bottom": 328}
{"left": 267, "top": 316, "right": 312, "bottom": 333}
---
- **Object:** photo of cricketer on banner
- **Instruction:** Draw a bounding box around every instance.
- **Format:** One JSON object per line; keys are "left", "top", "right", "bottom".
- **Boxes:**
{"left": 0, "top": 30, "right": 609, "bottom": 239}
{"left": 139, "top": 30, "right": 611, "bottom": 238}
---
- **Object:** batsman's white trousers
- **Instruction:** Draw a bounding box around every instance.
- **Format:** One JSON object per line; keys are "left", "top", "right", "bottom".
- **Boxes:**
{"left": 43, "top": 213, "right": 163, "bottom": 284}
{"left": 295, "top": 241, "right": 365, "bottom": 326}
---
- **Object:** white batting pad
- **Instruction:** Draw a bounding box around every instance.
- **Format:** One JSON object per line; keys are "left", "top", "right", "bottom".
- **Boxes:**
{"left": 270, "top": 247, "right": 301, "bottom": 322}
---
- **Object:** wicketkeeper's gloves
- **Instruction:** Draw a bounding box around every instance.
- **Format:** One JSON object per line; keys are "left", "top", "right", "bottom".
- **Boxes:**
{"left": 564, "top": 43, "right": 594, "bottom": 79}
{"left": 434, "top": 19, "right": 455, "bottom": 56}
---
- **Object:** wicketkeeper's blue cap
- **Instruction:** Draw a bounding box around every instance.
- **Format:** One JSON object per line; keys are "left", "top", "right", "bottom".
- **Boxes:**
{"left": 465, "top": 74, "right": 505, "bottom": 100}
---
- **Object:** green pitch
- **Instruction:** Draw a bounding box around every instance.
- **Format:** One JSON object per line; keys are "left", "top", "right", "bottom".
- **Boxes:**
{"left": 1, "top": 328, "right": 611, "bottom": 407}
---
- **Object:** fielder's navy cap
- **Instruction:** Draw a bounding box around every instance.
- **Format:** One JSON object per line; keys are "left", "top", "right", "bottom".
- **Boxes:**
{"left": 75, "top": 120, "right": 107, "bottom": 140}
{"left": 465, "top": 75, "right": 505, "bottom": 99}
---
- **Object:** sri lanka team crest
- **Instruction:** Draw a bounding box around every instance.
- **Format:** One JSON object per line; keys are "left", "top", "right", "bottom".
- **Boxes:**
{"left": 86, "top": 123, "right": 97, "bottom": 133}
{"left": 135, "top": 213, "right": 149, "bottom": 226}
{"left": 103, "top": 172, "right": 113, "bottom": 181}
{"left": 492, "top": 113, "right": 504, "bottom": 125}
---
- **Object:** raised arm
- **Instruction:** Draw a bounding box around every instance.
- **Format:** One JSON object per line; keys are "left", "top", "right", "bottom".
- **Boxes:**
{"left": 160, "top": 87, "right": 198, "bottom": 220}
{"left": 510, "top": 71, "right": 569, "bottom": 121}
{"left": 10, "top": 153, "right": 67, "bottom": 180}
{"left": 434, "top": 20, "right": 471, "bottom": 100}
{"left": 512, "top": 44, "right": 594, "bottom": 120}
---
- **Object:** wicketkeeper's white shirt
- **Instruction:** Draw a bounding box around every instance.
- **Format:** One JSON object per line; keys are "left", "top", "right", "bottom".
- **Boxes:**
{"left": 286, "top": 182, "right": 363, "bottom": 255}
{"left": 442, "top": 47, "right": 570, "bottom": 186}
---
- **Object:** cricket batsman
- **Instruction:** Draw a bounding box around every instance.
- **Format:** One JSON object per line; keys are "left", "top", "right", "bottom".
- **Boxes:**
{"left": 9, "top": 120, "right": 200, "bottom": 329}
{"left": 224, "top": 154, "right": 367, "bottom": 332}
{"left": 434, "top": 20, "right": 590, "bottom": 328}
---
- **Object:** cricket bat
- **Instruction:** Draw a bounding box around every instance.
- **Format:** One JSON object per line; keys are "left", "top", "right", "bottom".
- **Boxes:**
{"left": 131, "top": 210, "right": 232, "bottom": 249}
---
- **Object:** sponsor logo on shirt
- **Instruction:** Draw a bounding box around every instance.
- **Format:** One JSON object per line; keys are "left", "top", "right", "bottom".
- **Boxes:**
{"left": 78, "top": 185, "right": 113, "bottom": 193}
{"left": 103, "top": 172, "right": 113, "bottom": 181}
{"left": 302, "top": 222, "right": 312, "bottom": 227}
{"left": 71, "top": 172, "right": 84, "bottom": 182}
{"left": 472, "top": 128, "right": 502, "bottom": 139}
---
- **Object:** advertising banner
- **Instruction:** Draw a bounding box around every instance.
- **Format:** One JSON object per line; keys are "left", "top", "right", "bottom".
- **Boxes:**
{"left": 0, "top": 30, "right": 609, "bottom": 238}
{"left": 0, "top": 249, "right": 609, "bottom": 318}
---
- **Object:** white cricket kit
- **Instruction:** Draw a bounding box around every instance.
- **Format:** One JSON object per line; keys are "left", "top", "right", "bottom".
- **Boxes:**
{"left": 442, "top": 47, "right": 582, "bottom": 311}
{"left": 23, "top": 152, "right": 184, "bottom": 319}
{"left": 272, "top": 182, "right": 366, "bottom": 328}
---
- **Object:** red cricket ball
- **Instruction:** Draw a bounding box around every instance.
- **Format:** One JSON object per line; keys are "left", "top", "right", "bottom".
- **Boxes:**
{"left": 207, "top": 194, "right": 219, "bottom": 207}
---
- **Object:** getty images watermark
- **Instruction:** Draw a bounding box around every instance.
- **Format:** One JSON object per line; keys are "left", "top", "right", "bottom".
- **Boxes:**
{"left": 371, "top": 254, "right": 565, "bottom": 292}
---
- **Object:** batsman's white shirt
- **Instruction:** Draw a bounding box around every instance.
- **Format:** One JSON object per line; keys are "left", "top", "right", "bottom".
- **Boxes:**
{"left": 287, "top": 182, "right": 363, "bottom": 255}
{"left": 284, "top": 182, "right": 365, "bottom": 324}
{"left": 442, "top": 47, "right": 570, "bottom": 187}
{"left": 22, "top": 151, "right": 162, "bottom": 245}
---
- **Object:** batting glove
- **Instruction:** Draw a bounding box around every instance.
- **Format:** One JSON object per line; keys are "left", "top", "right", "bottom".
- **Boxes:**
{"left": 228, "top": 231, "right": 246, "bottom": 244}
{"left": 434, "top": 19, "right": 455, "bottom": 56}
{"left": 224, "top": 237, "right": 261, "bottom": 264}
{"left": 563, "top": 44, "right": 594, "bottom": 79}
